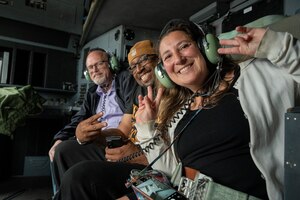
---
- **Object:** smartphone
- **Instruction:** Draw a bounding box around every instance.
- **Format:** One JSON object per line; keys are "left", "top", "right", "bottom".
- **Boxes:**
{"left": 105, "top": 135, "right": 125, "bottom": 148}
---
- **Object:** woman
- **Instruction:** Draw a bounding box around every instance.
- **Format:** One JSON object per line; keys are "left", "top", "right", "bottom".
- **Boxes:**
{"left": 135, "top": 19, "right": 300, "bottom": 200}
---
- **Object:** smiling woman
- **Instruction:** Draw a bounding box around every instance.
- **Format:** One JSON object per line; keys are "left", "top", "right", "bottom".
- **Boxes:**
{"left": 134, "top": 17, "right": 300, "bottom": 200}
{"left": 159, "top": 32, "right": 210, "bottom": 92}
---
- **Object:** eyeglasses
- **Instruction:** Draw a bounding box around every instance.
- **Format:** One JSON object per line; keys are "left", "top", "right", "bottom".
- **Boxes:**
{"left": 87, "top": 60, "right": 108, "bottom": 71}
{"left": 128, "top": 54, "right": 158, "bottom": 73}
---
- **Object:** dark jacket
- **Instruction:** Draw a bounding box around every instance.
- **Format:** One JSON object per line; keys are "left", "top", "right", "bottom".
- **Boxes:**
{"left": 53, "top": 70, "right": 138, "bottom": 141}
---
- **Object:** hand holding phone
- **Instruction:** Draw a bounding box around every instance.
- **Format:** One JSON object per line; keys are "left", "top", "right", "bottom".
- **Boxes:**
{"left": 105, "top": 135, "right": 125, "bottom": 148}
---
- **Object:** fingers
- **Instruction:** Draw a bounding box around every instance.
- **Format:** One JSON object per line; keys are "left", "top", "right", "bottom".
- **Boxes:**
{"left": 76, "top": 114, "right": 108, "bottom": 142}
{"left": 105, "top": 142, "right": 136, "bottom": 161}
{"left": 143, "top": 95, "right": 152, "bottom": 110}
{"left": 48, "top": 140, "right": 62, "bottom": 161}
{"left": 218, "top": 35, "right": 249, "bottom": 55}
{"left": 218, "top": 26, "right": 251, "bottom": 47}
{"left": 138, "top": 86, "right": 155, "bottom": 110}
{"left": 235, "top": 26, "right": 249, "bottom": 33}
{"left": 136, "top": 87, "right": 163, "bottom": 123}
{"left": 154, "top": 87, "right": 164, "bottom": 107}
{"left": 218, "top": 46, "right": 240, "bottom": 55}
{"left": 137, "top": 94, "right": 145, "bottom": 110}
{"left": 89, "top": 121, "right": 107, "bottom": 131}
{"left": 105, "top": 144, "right": 126, "bottom": 161}
{"left": 84, "top": 112, "right": 108, "bottom": 131}
{"left": 147, "top": 86, "right": 153, "bottom": 100}
{"left": 49, "top": 149, "right": 54, "bottom": 162}
{"left": 219, "top": 38, "right": 240, "bottom": 47}
{"left": 80, "top": 118, "right": 107, "bottom": 132}
{"left": 88, "top": 112, "right": 104, "bottom": 125}
{"left": 145, "top": 86, "right": 163, "bottom": 108}
{"left": 81, "top": 122, "right": 107, "bottom": 142}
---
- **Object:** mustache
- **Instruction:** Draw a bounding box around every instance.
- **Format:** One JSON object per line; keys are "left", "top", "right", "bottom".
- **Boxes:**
{"left": 137, "top": 68, "right": 152, "bottom": 79}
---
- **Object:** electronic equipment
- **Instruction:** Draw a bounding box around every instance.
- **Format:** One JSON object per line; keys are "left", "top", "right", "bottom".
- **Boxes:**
{"left": 177, "top": 172, "right": 213, "bottom": 200}
{"left": 130, "top": 170, "right": 187, "bottom": 200}
{"left": 107, "top": 53, "right": 120, "bottom": 73}
{"left": 284, "top": 107, "right": 300, "bottom": 200}
{"left": 130, "top": 168, "right": 254, "bottom": 200}
{"left": 198, "top": 32, "right": 222, "bottom": 65}
{"left": 83, "top": 70, "right": 92, "bottom": 81}
{"left": 154, "top": 21, "right": 221, "bottom": 89}
{"left": 154, "top": 63, "right": 175, "bottom": 88}
{"left": 132, "top": 177, "right": 187, "bottom": 200}
{"left": 105, "top": 135, "right": 126, "bottom": 148}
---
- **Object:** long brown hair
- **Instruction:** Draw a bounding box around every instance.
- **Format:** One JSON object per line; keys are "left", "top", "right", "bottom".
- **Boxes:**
{"left": 155, "top": 19, "right": 239, "bottom": 136}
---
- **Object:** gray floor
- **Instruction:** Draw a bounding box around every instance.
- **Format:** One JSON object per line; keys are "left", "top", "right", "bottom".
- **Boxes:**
{"left": 0, "top": 176, "right": 53, "bottom": 200}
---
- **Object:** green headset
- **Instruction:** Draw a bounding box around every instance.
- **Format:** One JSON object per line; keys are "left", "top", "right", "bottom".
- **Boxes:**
{"left": 84, "top": 48, "right": 120, "bottom": 81}
{"left": 155, "top": 20, "right": 222, "bottom": 89}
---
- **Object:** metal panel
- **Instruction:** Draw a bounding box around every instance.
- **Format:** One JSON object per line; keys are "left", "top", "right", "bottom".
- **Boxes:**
{"left": 284, "top": 107, "right": 300, "bottom": 200}
{"left": 0, "top": 0, "right": 83, "bottom": 34}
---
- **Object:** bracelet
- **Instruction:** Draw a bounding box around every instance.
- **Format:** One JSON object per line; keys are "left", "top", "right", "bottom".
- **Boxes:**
{"left": 76, "top": 137, "right": 87, "bottom": 145}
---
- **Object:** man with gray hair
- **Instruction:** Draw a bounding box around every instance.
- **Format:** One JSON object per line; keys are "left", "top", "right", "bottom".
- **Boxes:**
{"left": 49, "top": 48, "right": 138, "bottom": 191}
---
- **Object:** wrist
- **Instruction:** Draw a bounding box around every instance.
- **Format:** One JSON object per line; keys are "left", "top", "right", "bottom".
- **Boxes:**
{"left": 76, "top": 137, "right": 87, "bottom": 145}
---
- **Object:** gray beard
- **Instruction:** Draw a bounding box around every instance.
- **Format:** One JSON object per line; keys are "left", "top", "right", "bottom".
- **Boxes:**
{"left": 93, "top": 76, "right": 106, "bottom": 86}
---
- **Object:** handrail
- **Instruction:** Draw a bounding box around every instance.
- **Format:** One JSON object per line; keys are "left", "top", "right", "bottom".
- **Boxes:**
{"left": 79, "top": 0, "right": 105, "bottom": 48}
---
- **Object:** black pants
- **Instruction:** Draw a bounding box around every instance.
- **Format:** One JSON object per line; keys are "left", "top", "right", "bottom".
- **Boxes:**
{"left": 52, "top": 139, "right": 106, "bottom": 187}
{"left": 54, "top": 160, "right": 145, "bottom": 200}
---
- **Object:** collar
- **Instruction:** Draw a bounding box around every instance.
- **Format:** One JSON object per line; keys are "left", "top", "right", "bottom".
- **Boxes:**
{"left": 238, "top": 58, "right": 256, "bottom": 71}
{"left": 96, "top": 79, "right": 115, "bottom": 96}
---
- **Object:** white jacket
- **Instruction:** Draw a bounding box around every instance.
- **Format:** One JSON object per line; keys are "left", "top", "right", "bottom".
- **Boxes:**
{"left": 135, "top": 29, "right": 300, "bottom": 200}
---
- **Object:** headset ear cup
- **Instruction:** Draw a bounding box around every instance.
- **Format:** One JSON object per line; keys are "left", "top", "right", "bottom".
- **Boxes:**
{"left": 155, "top": 63, "right": 175, "bottom": 89}
{"left": 203, "top": 33, "right": 222, "bottom": 65}
{"left": 109, "top": 54, "right": 120, "bottom": 73}
{"left": 84, "top": 70, "right": 91, "bottom": 81}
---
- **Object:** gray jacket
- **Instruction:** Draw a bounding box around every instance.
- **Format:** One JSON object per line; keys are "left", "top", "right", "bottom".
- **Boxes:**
{"left": 236, "top": 29, "right": 300, "bottom": 200}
